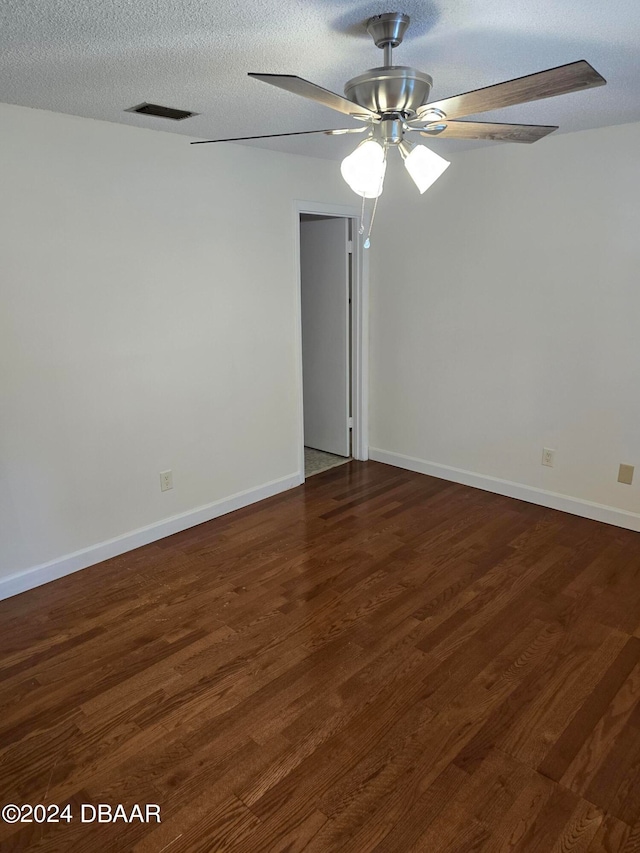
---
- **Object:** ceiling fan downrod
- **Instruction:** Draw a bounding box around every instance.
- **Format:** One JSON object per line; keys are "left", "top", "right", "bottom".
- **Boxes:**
{"left": 366, "top": 12, "right": 410, "bottom": 67}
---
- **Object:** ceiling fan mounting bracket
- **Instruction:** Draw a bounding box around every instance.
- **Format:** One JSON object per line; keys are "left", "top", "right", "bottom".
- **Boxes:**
{"left": 366, "top": 13, "right": 410, "bottom": 49}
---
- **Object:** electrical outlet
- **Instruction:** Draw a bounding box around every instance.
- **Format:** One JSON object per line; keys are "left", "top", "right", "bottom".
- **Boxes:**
{"left": 542, "top": 448, "right": 555, "bottom": 467}
{"left": 618, "top": 464, "right": 634, "bottom": 485}
{"left": 160, "top": 470, "right": 173, "bottom": 492}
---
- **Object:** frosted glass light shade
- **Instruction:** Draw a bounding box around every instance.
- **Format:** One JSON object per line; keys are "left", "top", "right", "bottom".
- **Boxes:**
{"left": 340, "top": 139, "right": 387, "bottom": 198}
{"left": 404, "top": 144, "right": 450, "bottom": 194}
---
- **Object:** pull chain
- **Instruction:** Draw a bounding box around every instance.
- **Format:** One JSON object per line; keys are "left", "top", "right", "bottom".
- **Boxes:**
{"left": 364, "top": 194, "right": 379, "bottom": 249}
{"left": 363, "top": 142, "right": 387, "bottom": 249}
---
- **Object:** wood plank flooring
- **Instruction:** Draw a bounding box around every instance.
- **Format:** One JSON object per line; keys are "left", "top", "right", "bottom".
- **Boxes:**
{"left": 2, "top": 460, "right": 640, "bottom": 851}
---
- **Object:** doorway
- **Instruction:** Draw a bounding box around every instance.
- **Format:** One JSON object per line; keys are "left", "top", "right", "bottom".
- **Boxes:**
{"left": 295, "top": 201, "right": 368, "bottom": 481}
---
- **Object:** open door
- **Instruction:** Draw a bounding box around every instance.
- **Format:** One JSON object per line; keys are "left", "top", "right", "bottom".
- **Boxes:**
{"left": 300, "top": 217, "right": 350, "bottom": 457}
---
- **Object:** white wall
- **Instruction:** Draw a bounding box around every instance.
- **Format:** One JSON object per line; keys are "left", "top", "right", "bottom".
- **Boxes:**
{"left": 4, "top": 103, "right": 638, "bottom": 597}
{"left": 0, "top": 102, "right": 354, "bottom": 588}
{"left": 370, "top": 120, "right": 640, "bottom": 528}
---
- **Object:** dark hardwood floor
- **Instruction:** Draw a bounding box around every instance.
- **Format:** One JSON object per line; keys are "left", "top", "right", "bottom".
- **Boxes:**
{"left": 2, "top": 460, "right": 640, "bottom": 851}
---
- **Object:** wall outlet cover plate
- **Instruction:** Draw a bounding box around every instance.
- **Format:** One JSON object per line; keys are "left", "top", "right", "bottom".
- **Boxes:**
{"left": 542, "top": 448, "right": 555, "bottom": 467}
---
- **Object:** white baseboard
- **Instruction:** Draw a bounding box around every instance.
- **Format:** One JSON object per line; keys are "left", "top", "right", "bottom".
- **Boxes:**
{"left": 369, "top": 448, "right": 640, "bottom": 533}
{"left": 0, "top": 472, "right": 303, "bottom": 602}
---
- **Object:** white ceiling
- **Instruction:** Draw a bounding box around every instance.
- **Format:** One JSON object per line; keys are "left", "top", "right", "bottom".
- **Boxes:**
{"left": 1, "top": 0, "right": 639, "bottom": 161}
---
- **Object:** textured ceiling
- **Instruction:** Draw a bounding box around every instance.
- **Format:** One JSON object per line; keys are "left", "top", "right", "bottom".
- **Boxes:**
{"left": 1, "top": 0, "right": 639, "bottom": 160}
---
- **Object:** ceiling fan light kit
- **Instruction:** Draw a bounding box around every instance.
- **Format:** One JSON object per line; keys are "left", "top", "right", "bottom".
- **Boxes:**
{"left": 193, "top": 11, "right": 606, "bottom": 245}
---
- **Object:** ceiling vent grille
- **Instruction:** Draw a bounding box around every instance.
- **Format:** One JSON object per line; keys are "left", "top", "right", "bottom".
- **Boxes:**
{"left": 126, "top": 103, "right": 197, "bottom": 121}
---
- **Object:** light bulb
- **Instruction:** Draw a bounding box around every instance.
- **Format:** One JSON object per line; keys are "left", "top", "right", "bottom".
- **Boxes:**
{"left": 403, "top": 144, "right": 450, "bottom": 194}
{"left": 340, "top": 139, "right": 387, "bottom": 198}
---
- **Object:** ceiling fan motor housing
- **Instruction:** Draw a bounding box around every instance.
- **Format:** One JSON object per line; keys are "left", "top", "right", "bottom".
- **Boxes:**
{"left": 344, "top": 66, "right": 433, "bottom": 117}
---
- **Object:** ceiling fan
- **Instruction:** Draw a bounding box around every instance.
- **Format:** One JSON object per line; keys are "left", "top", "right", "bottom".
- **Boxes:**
{"left": 193, "top": 12, "right": 606, "bottom": 238}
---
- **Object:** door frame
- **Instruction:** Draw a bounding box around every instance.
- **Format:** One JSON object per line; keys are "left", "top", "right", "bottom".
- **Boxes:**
{"left": 293, "top": 199, "right": 369, "bottom": 483}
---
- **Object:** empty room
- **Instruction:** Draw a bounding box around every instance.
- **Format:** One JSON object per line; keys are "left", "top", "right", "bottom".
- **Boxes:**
{"left": 2, "top": 0, "right": 640, "bottom": 850}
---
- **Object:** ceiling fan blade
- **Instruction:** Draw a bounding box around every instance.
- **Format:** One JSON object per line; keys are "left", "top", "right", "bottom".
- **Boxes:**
{"left": 191, "top": 128, "right": 358, "bottom": 144}
{"left": 419, "top": 120, "right": 558, "bottom": 143}
{"left": 248, "top": 73, "right": 378, "bottom": 121}
{"left": 421, "top": 60, "right": 606, "bottom": 121}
